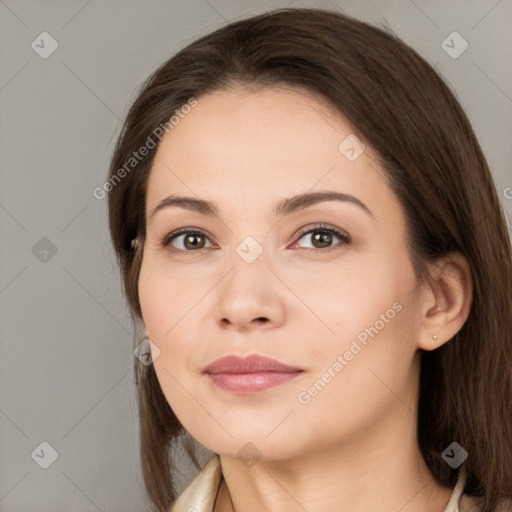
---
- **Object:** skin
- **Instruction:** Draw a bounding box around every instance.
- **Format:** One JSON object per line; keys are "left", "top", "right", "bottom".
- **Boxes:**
{"left": 138, "top": 86, "right": 474, "bottom": 511}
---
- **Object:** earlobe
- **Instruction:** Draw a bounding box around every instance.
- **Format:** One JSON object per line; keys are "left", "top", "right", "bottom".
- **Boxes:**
{"left": 417, "top": 252, "right": 473, "bottom": 351}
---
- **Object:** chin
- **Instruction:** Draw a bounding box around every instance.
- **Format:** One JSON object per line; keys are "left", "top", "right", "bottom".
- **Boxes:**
{"left": 190, "top": 427, "right": 307, "bottom": 463}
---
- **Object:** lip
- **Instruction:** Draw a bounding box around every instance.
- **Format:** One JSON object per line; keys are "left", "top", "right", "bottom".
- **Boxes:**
{"left": 203, "top": 354, "right": 304, "bottom": 394}
{"left": 203, "top": 354, "right": 302, "bottom": 374}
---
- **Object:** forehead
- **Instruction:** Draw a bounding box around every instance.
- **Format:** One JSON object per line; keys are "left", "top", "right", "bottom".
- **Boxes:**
{"left": 145, "top": 86, "right": 395, "bottom": 221}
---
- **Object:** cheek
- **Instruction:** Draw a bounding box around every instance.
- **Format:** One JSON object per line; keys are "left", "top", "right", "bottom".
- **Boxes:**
{"left": 138, "top": 267, "right": 201, "bottom": 426}
{"left": 137, "top": 260, "right": 212, "bottom": 401}
{"left": 293, "top": 297, "right": 419, "bottom": 447}
{"left": 275, "top": 251, "right": 416, "bottom": 350}
{"left": 138, "top": 257, "right": 207, "bottom": 338}
{"left": 288, "top": 255, "right": 420, "bottom": 403}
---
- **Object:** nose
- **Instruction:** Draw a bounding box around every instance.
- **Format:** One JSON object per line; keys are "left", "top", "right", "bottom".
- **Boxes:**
{"left": 214, "top": 249, "right": 286, "bottom": 332}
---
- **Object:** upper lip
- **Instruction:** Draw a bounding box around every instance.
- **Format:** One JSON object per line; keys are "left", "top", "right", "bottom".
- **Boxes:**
{"left": 203, "top": 354, "right": 303, "bottom": 374}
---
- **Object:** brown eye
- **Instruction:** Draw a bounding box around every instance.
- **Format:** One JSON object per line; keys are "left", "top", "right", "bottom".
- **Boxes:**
{"left": 294, "top": 225, "right": 350, "bottom": 250}
{"left": 312, "top": 231, "right": 333, "bottom": 248}
{"left": 162, "top": 230, "right": 212, "bottom": 251}
{"left": 182, "top": 233, "right": 206, "bottom": 250}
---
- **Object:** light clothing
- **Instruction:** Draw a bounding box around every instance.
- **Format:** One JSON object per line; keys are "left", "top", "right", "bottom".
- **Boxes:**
{"left": 170, "top": 453, "right": 467, "bottom": 512}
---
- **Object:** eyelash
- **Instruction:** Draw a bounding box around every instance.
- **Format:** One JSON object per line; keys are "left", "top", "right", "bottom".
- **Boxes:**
{"left": 161, "top": 223, "right": 351, "bottom": 253}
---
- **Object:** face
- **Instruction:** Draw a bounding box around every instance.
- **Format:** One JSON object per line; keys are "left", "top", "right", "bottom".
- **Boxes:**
{"left": 138, "top": 86, "right": 426, "bottom": 462}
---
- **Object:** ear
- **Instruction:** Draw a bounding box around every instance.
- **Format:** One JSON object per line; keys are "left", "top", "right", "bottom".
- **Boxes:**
{"left": 417, "top": 251, "right": 473, "bottom": 351}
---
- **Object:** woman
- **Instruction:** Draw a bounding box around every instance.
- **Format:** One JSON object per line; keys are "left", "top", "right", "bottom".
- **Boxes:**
{"left": 106, "top": 7, "right": 512, "bottom": 512}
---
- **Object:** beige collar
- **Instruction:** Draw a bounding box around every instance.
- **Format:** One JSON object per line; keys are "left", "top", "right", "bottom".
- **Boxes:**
{"left": 170, "top": 454, "right": 466, "bottom": 512}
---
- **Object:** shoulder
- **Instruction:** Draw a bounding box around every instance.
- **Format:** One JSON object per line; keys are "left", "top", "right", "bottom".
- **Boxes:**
{"left": 459, "top": 494, "right": 483, "bottom": 512}
{"left": 169, "top": 454, "right": 223, "bottom": 512}
{"left": 460, "top": 494, "right": 512, "bottom": 512}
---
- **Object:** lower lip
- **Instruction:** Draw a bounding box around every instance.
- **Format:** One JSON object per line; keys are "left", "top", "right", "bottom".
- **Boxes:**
{"left": 205, "top": 371, "right": 303, "bottom": 394}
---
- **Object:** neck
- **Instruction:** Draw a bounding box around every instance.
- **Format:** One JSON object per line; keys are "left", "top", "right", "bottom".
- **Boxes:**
{"left": 215, "top": 406, "right": 454, "bottom": 512}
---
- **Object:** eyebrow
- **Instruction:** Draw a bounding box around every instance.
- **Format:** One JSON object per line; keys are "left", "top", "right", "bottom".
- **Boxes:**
{"left": 148, "top": 190, "right": 374, "bottom": 222}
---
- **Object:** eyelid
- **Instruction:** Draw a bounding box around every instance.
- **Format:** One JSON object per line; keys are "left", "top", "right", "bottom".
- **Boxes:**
{"left": 289, "top": 223, "right": 351, "bottom": 249}
{"left": 161, "top": 223, "right": 350, "bottom": 252}
{"left": 161, "top": 227, "right": 217, "bottom": 250}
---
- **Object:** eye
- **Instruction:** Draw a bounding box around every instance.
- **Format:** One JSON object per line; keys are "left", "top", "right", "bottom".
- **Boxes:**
{"left": 161, "top": 223, "right": 350, "bottom": 253}
{"left": 291, "top": 223, "right": 350, "bottom": 251}
{"left": 162, "top": 229, "right": 215, "bottom": 251}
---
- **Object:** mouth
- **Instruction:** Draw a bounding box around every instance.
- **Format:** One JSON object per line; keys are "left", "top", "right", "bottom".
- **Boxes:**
{"left": 202, "top": 354, "right": 304, "bottom": 394}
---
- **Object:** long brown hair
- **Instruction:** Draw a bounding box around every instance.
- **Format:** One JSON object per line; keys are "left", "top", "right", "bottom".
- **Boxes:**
{"left": 107, "top": 7, "right": 512, "bottom": 511}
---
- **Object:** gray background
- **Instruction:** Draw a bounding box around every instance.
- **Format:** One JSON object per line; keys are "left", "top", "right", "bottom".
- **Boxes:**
{"left": 1, "top": 0, "right": 511, "bottom": 511}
